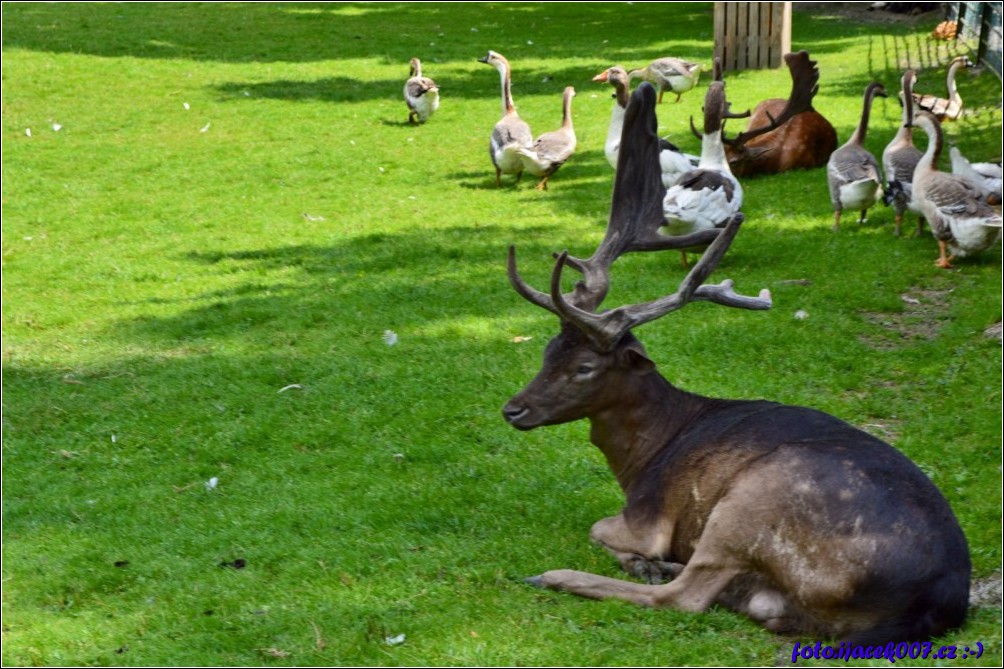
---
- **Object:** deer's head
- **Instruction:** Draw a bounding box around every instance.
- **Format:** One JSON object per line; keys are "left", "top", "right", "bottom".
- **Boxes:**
{"left": 713, "top": 52, "right": 822, "bottom": 174}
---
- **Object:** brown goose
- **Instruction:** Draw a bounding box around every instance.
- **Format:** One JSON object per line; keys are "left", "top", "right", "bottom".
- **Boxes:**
{"left": 478, "top": 50, "right": 533, "bottom": 187}
{"left": 826, "top": 82, "right": 887, "bottom": 231}
{"left": 517, "top": 86, "right": 577, "bottom": 191}
{"left": 912, "top": 56, "right": 972, "bottom": 122}
{"left": 403, "top": 57, "right": 439, "bottom": 125}
{"left": 911, "top": 111, "right": 1002, "bottom": 268}
{"left": 881, "top": 70, "right": 924, "bottom": 236}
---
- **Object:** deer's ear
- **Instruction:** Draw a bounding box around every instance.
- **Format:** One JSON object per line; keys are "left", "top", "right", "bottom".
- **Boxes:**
{"left": 619, "top": 343, "right": 656, "bottom": 374}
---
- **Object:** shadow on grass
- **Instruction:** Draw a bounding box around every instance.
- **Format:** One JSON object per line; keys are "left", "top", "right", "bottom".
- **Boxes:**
{"left": 6, "top": 1, "right": 980, "bottom": 108}
{"left": 1, "top": 2, "right": 711, "bottom": 66}
{"left": 113, "top": 224, "right": 584, "bottom": 347}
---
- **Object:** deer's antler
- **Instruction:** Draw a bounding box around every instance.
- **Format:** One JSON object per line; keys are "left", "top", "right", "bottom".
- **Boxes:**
{"left": 508, "top": 82, "right": 770, "bottom": 351}
{"left": 689, "top": 57, "right": 751, "bottom": 140}
{"left": 721, "top": 50, "right": 820, "bottom": 150}
{"left": 509, "top": 83, "right": 721, "bottom": 315}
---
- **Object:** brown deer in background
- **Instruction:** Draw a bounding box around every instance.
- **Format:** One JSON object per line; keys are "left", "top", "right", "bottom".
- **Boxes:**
{"left": 717, "top": 51, "right": 838, "bottom": 177}
{"left": 502, "top": 81, "right": 970, "bottom": 643}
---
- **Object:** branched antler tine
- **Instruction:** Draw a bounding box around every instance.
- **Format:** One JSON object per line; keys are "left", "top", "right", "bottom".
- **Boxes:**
{"left": 723, "top": 103, "right": 751, "bottom": 120}
{"left": 673, "top": 213, "right": 746, "bottom": 302}
{"left": 507, "top": 245, "right": 560, "bottom": 315}
{"left": 628, "top": 228, "right": 722, "bottom": 253}
{"left": 693, "top": 280, "right": 772, "bottom": 310}
{"left": 550, "top": 214, "right": 770, "bottom": 348}
{"left": 548, "top": 251, "right": 577, "bottom": 320}
{"left": 689, "top": 115, "right": 702, "bottom": 140}
{"left": 604, "top": 213, "right": 771, "bottom": 330}
{"left": 558, "top": 253, "right": 589, "bottom": 274}
{"left": 548, "top": 251, "right": 636, "bottom": 349}
{"left": 722, "top": 50, "right": 820, "bottom": 148}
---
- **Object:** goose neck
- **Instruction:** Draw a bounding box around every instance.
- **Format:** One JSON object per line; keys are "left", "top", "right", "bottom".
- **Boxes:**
{"left": 850, "top": 84, "right": 881, "bottom": 145}
{"left": 946, "top": 60, "right": 964, "bottom": 104}
{"left": 497, "top": 61, "right": 516, "bottom": 116}
{"left": 917, "top": 117, "right": 943, "bottom": 174}
{"left": 699, "top": 131, "right": 729, "bottom": 170}
{"left": 562, "top": 89, "right": 575, "bottom": 130}
{"left": 613, "top": 80, "right": 629, "bottom": 109}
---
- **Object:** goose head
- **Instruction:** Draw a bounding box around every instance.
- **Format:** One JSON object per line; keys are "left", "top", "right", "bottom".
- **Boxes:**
{"left": 478, "top": 50, "right": 510, "bottom": 71}
{"left": 594, "top": 66, "right": 630, "bottom": 107}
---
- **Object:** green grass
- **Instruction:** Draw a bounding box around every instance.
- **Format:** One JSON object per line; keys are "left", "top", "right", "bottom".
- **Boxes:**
{"left": 2, "top": 2, "right": 1001, "bottom": 666}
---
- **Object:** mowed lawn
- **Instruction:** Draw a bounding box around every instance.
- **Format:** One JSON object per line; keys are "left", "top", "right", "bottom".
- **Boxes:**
{"left": 2, "top": 2, "right": 1001, "bottom": 666}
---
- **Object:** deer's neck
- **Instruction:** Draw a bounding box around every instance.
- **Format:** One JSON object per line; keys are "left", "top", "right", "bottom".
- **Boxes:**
{"left": 588, "top": 372, "right": 710, "bottom": 491}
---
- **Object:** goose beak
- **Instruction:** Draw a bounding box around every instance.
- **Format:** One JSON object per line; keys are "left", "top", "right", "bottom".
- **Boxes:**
{"left": 592, "top": 69, "right": 611, "bottom": 83}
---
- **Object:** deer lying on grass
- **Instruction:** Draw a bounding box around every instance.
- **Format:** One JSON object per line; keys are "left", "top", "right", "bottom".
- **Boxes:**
{"left": 502, "top": 82, "right": 970, "bottom": 643}
{"left": 715, "top": 51, "right": 838, "bottom": 178}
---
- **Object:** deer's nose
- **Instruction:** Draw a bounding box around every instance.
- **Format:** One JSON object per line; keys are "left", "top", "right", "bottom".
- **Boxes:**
{"left": 502, "top": 404, "right": 528, "bottom": 423}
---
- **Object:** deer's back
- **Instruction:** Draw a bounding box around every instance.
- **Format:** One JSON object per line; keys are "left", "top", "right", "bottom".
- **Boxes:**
{"left": 624, "top": 400, "right": 968, "bottom": 571}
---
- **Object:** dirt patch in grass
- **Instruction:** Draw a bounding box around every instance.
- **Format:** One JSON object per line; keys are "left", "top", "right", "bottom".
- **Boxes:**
{"left": 970, "top": 571, "right": 1003, "bottom": 608}
{"left": 985, "top": 320, "right": 1003, "bottom": 342}
{"left": 859, "top": 288, "right": 954, "bottom": 350}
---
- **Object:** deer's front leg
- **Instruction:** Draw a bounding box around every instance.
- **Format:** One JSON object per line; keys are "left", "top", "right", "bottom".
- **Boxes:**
{"left": 589, "top": 514, "right": 683, "bottom": 584}
{"left": 526, "top": 561, "right": 740, "bottom": 612}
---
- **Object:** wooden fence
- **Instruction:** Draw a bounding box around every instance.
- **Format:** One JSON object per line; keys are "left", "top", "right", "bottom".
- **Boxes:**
{"left": 950, "top": 1, "right": 1003, "bottom": 79}
{"left": 714, "top": 2, "right": 792, "bottom": 71}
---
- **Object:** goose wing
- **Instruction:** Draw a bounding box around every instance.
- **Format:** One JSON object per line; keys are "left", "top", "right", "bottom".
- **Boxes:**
{"left": 651, "top": 58, "right": 697, "bottom": 79}
{"left": 663, "top": 169, "right": 742, "bottom": 232}
{"left": 406, "top": 76, "right": 437, "bottom": 99}
{"left": 529, "top": 129, "right": 576, "bottom": 164}
{"left": 492, "top": 115, "right": 533, "bottom": 151}
{"left": 829, "top": 146, "right": 881, "bottom": 184}
{"left": 923, "top": 173, "right": 1000, "bottom": 223}
{"left": 884, "top": 144, "right": 922, "bottom": 185}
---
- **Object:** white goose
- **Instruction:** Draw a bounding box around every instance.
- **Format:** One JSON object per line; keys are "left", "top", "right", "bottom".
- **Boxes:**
{"left": 403, "top": 57, "right": 439, "bottom": 125}
{"left": 912, "top": 111, "right": 1002, "bottom": 268}
{"left": 593, "top": 65, "right": 698, "bottom": 187}
{"left": 661, "top": 79, "right": 743, "bottom": 267}
{"left": 881, "top": 70, "right": 925, "bottom": 236}
{"left": 516, "top": 86, "right": 577, "bottom": 191}
{"left": 950, "top": 146, "right": 1003, "bottom": 206}
{"left": 628, "top": 57, "right": 703, "bottom": 104}
{"left": 479, "top": 50, "right": 533, "bottom": 187}
{"left": 912, "top": 56, "right": 972, "bottom": 122}
{"left": 827, "top": 81, "right": 887, "bottom": 231}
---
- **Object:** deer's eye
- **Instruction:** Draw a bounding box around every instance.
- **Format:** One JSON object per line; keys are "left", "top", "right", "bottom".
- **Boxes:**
{"left": 575, "top": 364, "right": 594, "bottom": 378}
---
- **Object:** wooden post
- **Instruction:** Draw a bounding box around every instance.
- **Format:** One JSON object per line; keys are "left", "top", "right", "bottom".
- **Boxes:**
{"left": 714, "top": 2, "right": 791, "bottom": 72}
